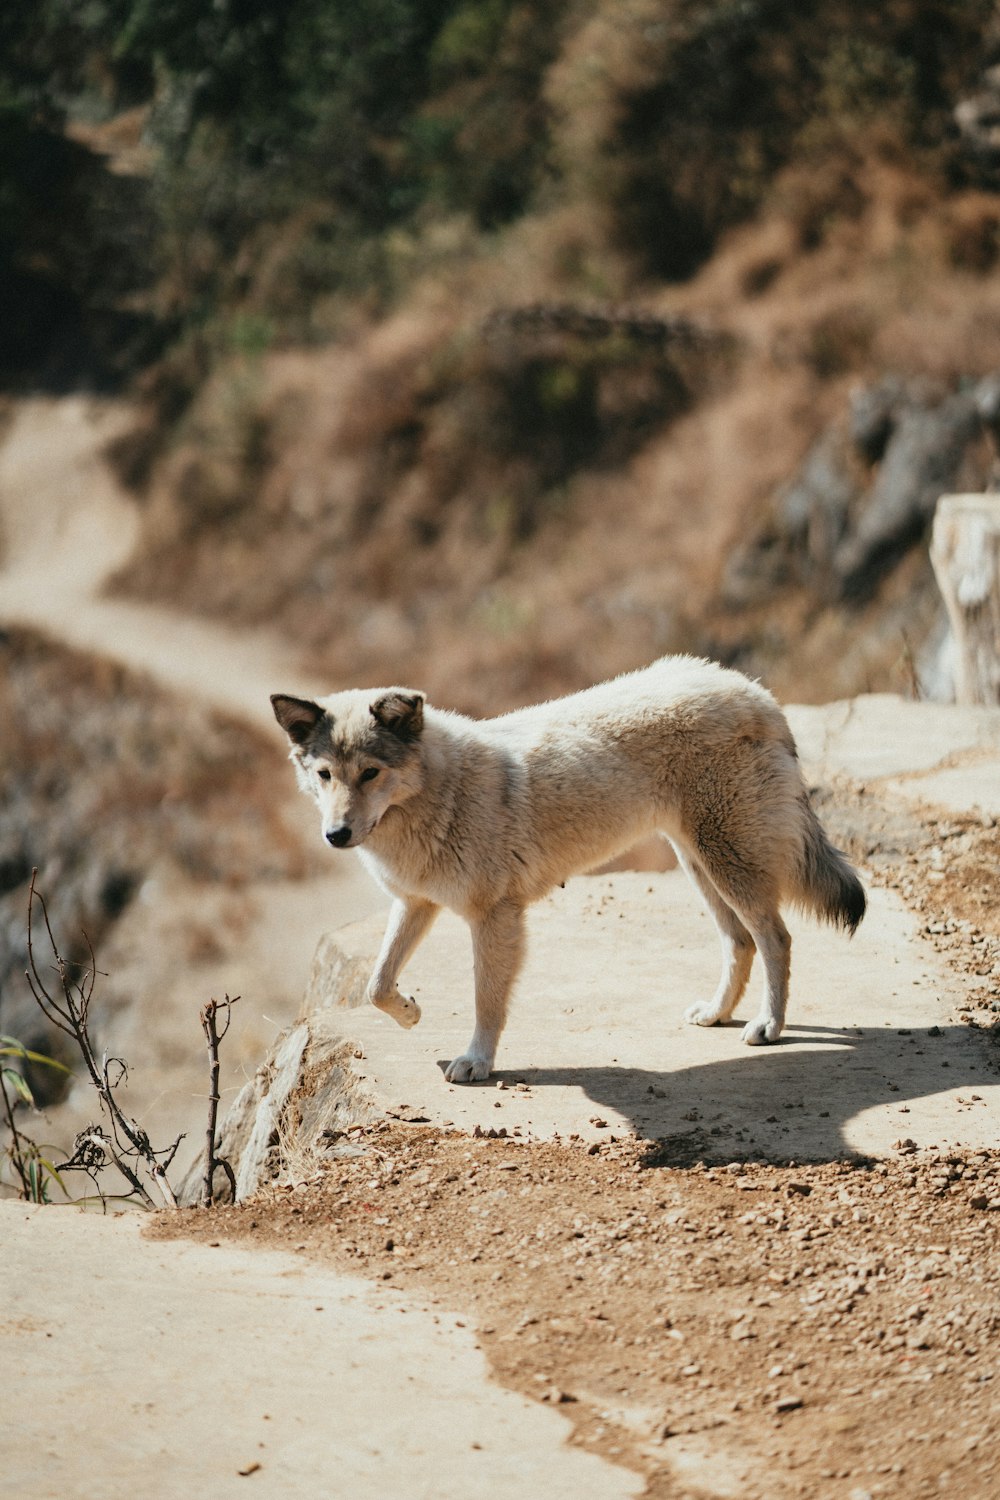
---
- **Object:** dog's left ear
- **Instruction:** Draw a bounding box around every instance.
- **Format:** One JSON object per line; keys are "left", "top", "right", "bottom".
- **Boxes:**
{"left": 370, "top": 690, "right": 424, "bottom": 741}
{"left": 271, "top": 693, "right": 325, "bottom": 745}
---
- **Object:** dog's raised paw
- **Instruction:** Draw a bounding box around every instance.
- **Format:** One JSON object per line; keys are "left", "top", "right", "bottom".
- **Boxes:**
{"left": 373, "top": 991, "right": 422, "bottom": 1029}
{"left": 444, "top": 1053, "right": 492, "bottom": 1084}
{"left": 741, "top": 1017, "right": 781, "bottom": 1045}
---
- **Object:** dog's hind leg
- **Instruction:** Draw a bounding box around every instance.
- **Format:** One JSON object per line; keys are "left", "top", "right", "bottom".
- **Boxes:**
{"left": 366, "top": 896, "right": 439, "bottom": 1029}
{"left": 445, "top": 900, "right": 526, "bottom": 1083}
{"left": 682, "top": 843, "right": 791, "bottom": 1045}
{"left": 674, "top": 846, "right": 756, "bottom": 1028}
{"left": 732, "top": 909, "right": 791, "bottom": 1044}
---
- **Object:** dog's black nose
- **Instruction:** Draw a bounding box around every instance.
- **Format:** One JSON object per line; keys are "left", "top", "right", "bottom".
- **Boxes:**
{"left": 326, "top": 825, "right": 352, "bottom": 848}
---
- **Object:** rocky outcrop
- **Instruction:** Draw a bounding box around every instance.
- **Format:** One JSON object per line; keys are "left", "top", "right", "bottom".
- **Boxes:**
{"left": 177, "top": 1017, "right": 378, "bottom": 1206}
{"left": 725, "top": 375, "right": 997, "bottom": 611}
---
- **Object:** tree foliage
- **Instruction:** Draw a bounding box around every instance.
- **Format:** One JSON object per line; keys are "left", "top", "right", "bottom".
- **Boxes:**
{"left": 1, "top": 0, "right": 997, "bottom": 386}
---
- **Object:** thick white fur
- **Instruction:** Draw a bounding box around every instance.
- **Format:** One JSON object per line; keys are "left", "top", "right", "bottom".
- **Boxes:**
{"left": 274, "top": 657, "right": 864, "bottom": 1083}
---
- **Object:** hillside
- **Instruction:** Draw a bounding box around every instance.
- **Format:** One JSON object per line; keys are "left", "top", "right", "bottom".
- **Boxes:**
{"left": 5, "top": 3, "right": 1000, "bottom": 708}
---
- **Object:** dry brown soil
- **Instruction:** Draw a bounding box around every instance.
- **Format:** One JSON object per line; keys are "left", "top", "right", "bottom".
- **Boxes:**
{"left": 152, "top": 796, "right": 1000, "bottom": 1500}
{"left": 157, "top": 1131, "right": 999, "bottom": 1500}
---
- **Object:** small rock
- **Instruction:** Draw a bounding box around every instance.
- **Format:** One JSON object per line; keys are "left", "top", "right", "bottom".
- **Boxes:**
{"left": 775, "top": 1397, "right": 803, "bottom": 1413}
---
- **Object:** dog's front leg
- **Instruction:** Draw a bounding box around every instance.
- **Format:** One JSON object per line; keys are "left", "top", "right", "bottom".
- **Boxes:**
{"left": 365, "top": 897, "right": 439, "bottom": 1029}
{"left": 445, "top": 901, "right": 526, "bottom": 1083}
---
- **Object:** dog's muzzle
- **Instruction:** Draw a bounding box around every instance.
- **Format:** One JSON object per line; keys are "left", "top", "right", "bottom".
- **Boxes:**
{"left": 325, "top": 824, "right": 352, "bottom": 849}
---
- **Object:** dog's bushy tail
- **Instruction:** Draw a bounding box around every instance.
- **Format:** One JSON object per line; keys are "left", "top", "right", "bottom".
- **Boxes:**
{"left": 795, "top": 798, "right": 867, "bottom": 934}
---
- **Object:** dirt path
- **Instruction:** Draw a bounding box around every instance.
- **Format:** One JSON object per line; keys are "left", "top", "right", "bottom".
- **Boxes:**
{"left": 0, "top": 397, "right": 312, "bottom": 724}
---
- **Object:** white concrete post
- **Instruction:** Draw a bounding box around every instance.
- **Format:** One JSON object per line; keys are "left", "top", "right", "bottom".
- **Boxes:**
{"left": 930, "top": 493, "right": 1000, "bottom": 705}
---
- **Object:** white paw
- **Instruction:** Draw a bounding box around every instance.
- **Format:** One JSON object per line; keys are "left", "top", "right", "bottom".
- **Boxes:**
{"left": 372, "top": 991, "right": 422, "bottom": 1029}
{"left": 742, "top": 1017, "right": 781, "bottom": 1045}
{"left": 685, "top": 1001, "right": 724, "bottom": 1028}
{"left": 444, "top": 1053, "right": 492, "bottom": 1084}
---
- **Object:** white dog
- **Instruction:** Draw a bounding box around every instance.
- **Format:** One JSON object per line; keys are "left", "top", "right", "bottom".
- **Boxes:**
{"left": 272, "top": 657, "right": 865, "bottom": 1082}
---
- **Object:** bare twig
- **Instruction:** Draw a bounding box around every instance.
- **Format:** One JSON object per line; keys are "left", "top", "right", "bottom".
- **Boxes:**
{"left": 201, "top": 994, "right": 240, "bottom": 1207}
{"left": 23, "top": 871, "right": 183, "bottom": 1209}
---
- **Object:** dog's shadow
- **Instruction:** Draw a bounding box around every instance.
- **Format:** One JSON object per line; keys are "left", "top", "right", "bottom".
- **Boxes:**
{"left": 475, "top": 1023, "right": 995, "bottom": 1165}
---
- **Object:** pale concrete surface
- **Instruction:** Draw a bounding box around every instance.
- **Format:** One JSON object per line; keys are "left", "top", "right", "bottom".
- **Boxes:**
{"left": 306, "top": 873, "right": 998, "bottom": 1161}
{"left": 787, "top": 696, "right": 1000, "bottom": 817}
{"left": 2, "top": 1201, "right": 642, "bottom": 1500}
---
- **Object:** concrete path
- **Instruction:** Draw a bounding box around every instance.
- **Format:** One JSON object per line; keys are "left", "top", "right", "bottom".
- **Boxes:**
{"left": 2, "top": 1201, "right": 642, "bottom": 1500}
{"left": 788, "top": 697, "right": 1000, "bottom": 819}
{"left": 305, "top": 872, "right": 997, "bottom": 1162}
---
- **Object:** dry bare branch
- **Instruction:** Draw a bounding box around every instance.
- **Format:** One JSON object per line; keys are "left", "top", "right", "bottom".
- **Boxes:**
{"left": 24, "top": 871, "right": 183, "bottom": 1209}
{"left": 201, "top": 994, "right": 240, "bottom": 1207}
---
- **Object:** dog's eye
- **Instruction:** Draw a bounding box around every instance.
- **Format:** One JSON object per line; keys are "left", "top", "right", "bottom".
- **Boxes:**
{"left": 359, "top": 767, "right": 380, "bottom": 784}
{"left": 317, "top": 767, "right": 332, "bottom": 782}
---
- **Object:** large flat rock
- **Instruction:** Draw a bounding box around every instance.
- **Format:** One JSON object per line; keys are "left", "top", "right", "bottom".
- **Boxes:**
{"left": 303, "top": 871, "right": 997, "bottom": 1162}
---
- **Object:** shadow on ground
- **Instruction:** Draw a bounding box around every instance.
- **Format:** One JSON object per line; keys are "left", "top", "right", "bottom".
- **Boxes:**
{"left": 473, "top": 1022, "right": 997, "bottom": 1166}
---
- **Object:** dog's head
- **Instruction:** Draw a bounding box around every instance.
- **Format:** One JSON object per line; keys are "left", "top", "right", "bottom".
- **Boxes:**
{"left": 271, "top": 688, "right": 425, "bottom": 850}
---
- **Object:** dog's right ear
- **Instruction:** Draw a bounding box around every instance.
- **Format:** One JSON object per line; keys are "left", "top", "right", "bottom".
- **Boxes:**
{"left": 270, "top": 694, "right": 325, "bottom": 745}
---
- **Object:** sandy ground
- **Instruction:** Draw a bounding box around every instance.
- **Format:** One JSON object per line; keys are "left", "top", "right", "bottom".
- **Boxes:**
{"left": 3, "top": 1199, "right": 641, "bottom": 1500}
